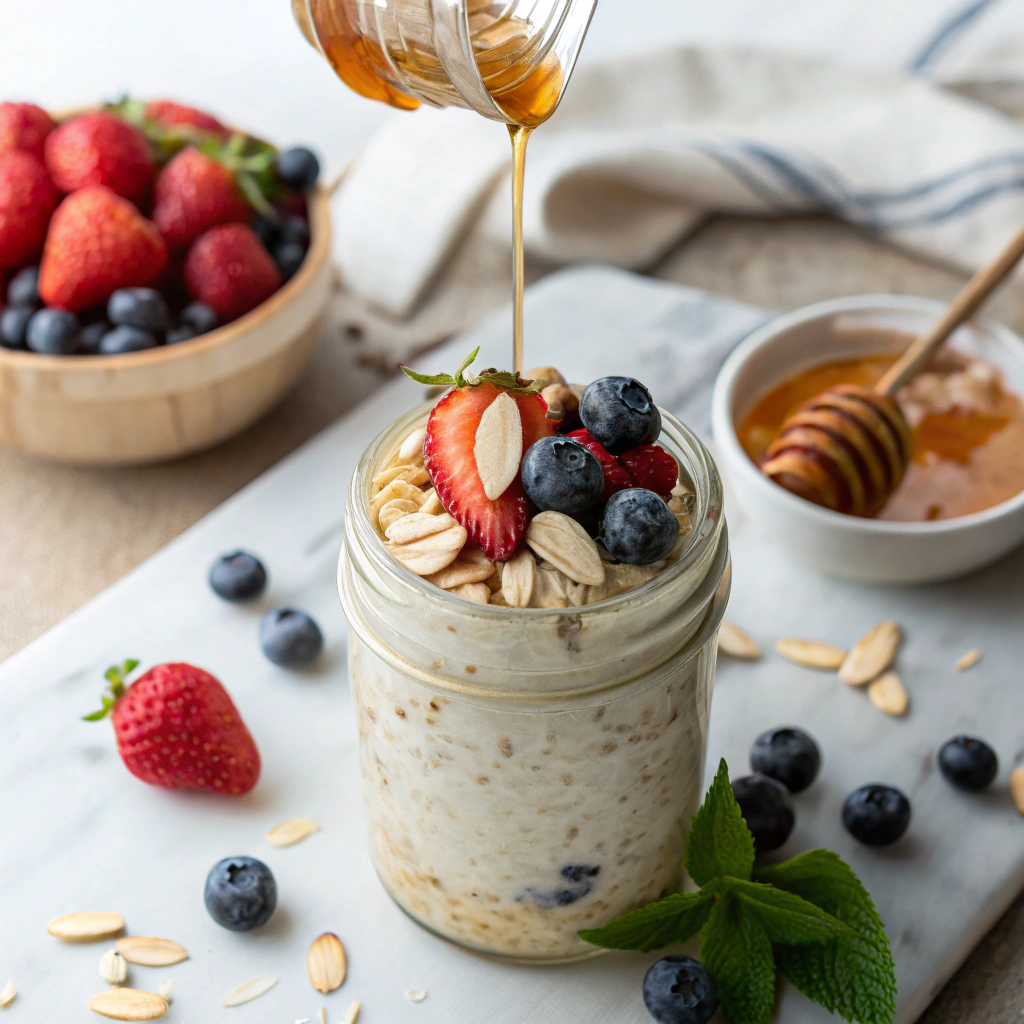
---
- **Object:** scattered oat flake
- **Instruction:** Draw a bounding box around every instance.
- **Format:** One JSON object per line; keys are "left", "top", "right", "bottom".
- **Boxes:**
{"left": 320, "top": 1010, "right": 328, "bottom": 1024}
{"left": 157, "top": 980, "right": 172, "bottom": 1001}
{"left": 0, "top": 981, "right": 15, "bottom": 1007}
{"left": 839, "top": 620, "right": 902, "bottom": 686}
{"left": 1010, "top": 767, "right": 1024, "bottom": 816}
{"left": 116, "top": 936, "right": 188, "bottom": 966}
{"left": 867, "top": 671, "right": 909, "bottom": 717}
{"left": 774, "top": 638, "right": 846, "bottom": 670}
{"left": 405, "top": 990, "right": 428, "bottom": 1003}
{"left": 221, "top": 975, "right": 277, "bottom": 1007}
{"left": 343, "top": 1000, "right": 361, "bottom": 1024}
{"left": 717, "top": 620, "right": 761, "bottom": 660}
{"left": 100, "top": 949, "right": 129, "bottom": 985}
{"left": 87, "top": 987, "right": 168, "bottom": 1020}
{"left": 265, "top": 816, "right": 322, "bottom": 848}
{"left": 955, "top": 648, "right": 981, "bottom": 671}
{"left": 307, "top": 932, "right": 347, "bottom": 993}
{"left": 48, "top": 911, "right": 125, "bottom": 942}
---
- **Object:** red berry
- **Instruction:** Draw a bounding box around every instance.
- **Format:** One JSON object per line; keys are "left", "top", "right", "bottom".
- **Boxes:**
{"left": 39, "top": 186, "right": 167, "bottom": 312}
{"left": 619, "top": 444, "right": 678, "bottom": 496}
{"left": 0, "top": 150, "right": 58, "bottom": 272}
{"left": 152, "top": 148, "right": 251, "bottom": 251}
{"left": 0, "top": 102, "right": 56, "bottom": 159}
{"left": 144, "top": 100, "right": 229, "bottom": 137}
{"left": 44, "top": 112, "right": 154, "bottom": 206}
{"left": 184, "top": 223, "right": 281, "bottom": 322}
{"left": 108, "top": 663, "right": 260, "bottom": 795}
{"left": 566, "top": 428, "right": 634, "bottom": 499}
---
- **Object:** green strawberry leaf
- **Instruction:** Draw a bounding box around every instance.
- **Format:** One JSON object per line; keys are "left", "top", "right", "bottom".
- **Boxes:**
{"left": 578, "top": 890, "right": 713, "bottom": 952}
{"left": 84, "top": 660, "right": 140, "bottom": 722}
{"left": 401, "top": 369, "right": 457, "bottom": 387}
{"left": 236, "top": 171, "right": 276, "bottom": 218}
{"left": 725, "top": 877, "right": 852, "bottom": 944}
{"left": 685, "top": 759, "right": 755, "bottom": 888}
{"left": 400, "top": 348, "right": 543, "bottom": 394}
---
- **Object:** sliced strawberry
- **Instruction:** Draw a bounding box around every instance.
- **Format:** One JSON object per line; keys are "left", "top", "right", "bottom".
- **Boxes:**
{"left": 620, "top": 444, "right": 678, "bottom": 496}
{"left": 567, "top": 429, "right": 633, "bottom": 499}
{"left": 425, "top": 382, "right": 554, "bottom": 561}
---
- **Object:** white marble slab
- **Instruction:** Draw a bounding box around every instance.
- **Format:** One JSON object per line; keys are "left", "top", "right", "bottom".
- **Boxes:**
{"left": 1, "top": 266, "right": 1021, "bottom": 1023}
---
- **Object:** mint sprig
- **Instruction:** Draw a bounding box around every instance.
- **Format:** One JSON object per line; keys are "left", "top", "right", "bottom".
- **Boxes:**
{"left": 579, "top": 759, "right": 896, "bottom": 1024}
{"left": 401, "top": 347, "right": 544, "bottom": 394}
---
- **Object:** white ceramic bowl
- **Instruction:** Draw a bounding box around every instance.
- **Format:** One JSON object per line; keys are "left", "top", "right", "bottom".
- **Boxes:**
{"left": 711, "top": 294, "right": 1024, "bottom": 583}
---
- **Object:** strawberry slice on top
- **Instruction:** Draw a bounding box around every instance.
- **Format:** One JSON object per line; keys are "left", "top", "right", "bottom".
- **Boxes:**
{"left": 403, "top": 349, "right": 554, "bottom": 562}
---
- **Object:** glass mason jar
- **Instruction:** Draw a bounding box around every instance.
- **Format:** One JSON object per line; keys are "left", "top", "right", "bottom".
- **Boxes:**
{"left": 338, "top": 405, "right": 730, "bottom": 962}
{"left": 292, "top": 0, "right": 597, "bottom": 127}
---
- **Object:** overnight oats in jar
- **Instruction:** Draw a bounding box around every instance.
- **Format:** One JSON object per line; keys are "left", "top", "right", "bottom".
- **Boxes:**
{"left": 339, "top": 359, "right": 730, "bottom": 961}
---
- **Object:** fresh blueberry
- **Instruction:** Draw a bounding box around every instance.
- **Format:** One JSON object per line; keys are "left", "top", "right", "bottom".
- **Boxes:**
{"left": 0, "top": 306, "right": 32, "bottom": 349}
{"left": 520, "top": 864, "right": 600, "bottom": 908}
{"left": 273, "top": 241, "right": 307, "bottom": 280}
{"left": 278, "top": 215, "right": 310, "bottom": 247}
{"left": 204, "top": 856, "right": 277, "bottom": 932}
{"left": 26, "top": 308, "right": 81, "bottom": 354}
{"left": 521, "top": 436, "right": 604, "bottom": 516}
{"left": 7, "top": 265, "right": 40, "bottom": 308}
{"left": 937, "top": 736, "right": 998, "bottom": 791}
{"left": 643, "top": 956, "right": 719, "bottom": 1024}
{"left": 98, "top": 325, "right": 159, "bottom": 355}
{"left": 166, "top": 326, "right": 197, "bottom": 345}
{"left": 579, "top": 376, "right": 661, "bottom": 453}
{"left": 209, "top": 550, "right": 267, "bottom": 602}
{"left": 600, "top": 488, "right": 679, "bottom": 565}
{"left": 178, "top": 301, "right": 219, "bottom": 335}
{"left": 732, "top": 774, "right": 795, "bottom": 852}
{"left": 251, "top": 213, "right": 280, "bottom": 250}
{"left": 260, "top": 608, "right": 323, "bottom": 667}
{"left": 78, "top": 320, "right": 109, "bottom": 355}
{"left": 107, "top": 287, "right": 169, "bottom": 333}
{"left": 750, "top": 727, "right": 821, "bottom": 793}
{"left": 276, "top": 146, "right": 320, "bottom": 190}
{"left": 842, "top": 784, "right": 911, "bottom": 846}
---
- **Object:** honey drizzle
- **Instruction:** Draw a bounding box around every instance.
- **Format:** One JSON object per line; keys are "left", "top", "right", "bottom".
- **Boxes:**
{"left": 508, "top": 125, "right": 530, "bottom": 375}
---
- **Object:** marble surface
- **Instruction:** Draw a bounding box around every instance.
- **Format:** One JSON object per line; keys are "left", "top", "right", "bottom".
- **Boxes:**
{"left": 1, "top": 266, "right": 1022, "bottom": 1022}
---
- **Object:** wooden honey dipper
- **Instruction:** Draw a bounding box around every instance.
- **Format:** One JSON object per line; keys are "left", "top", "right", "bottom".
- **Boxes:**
{"left": 761, "top": 222, "right": 1024, "bottom": 516}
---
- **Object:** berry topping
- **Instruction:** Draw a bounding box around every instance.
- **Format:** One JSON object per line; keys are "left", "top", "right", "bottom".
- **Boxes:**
{"left": 600, "top": 488, "right": 679, "bottom": 565}
{"left": 0, "top": 149, "right": 58, "bottom": 273}
{"left": 521, "top": 435, "right": 604, "bottom": 516}
{"left": 276, "top": 146, "right": 321, "bottom": 190}
{"left": 204, "top": 856, "right": 277, "bottom": 932}
{"left": 26, "top": 308, "right": 80, "bottom": 355}
{"left": 0, "top": 102, "right": 56, "bottom": 159}
{"left": 107, "top": 287, "right": 169, "bottom": 333}
{"left": 210, "top": 550, "right": 268, "bottom": 602}
{"left": 619, "top": 443, "right": 678, "bottom": 496}
{"left": 731, "top": 774, "right": 795, "bottom": 852}
{"left": 750, "top": 727, "right": 821, "bottom": 793}
{"left": 260, "top": 608, "right": 324, "bottom": 667}
{"left": 98, "top": 325, "right": 159, "bottom": 355}
{"left": 565, "top": 428, "right": 633, "bottom": 498}
{"left": 643, "top": 956, "right": 719, "bottom": 1024}
{"left": 579, "top": 376, "right": 661, "bottom": 453}
{"left": 842, "top": 784, "right": 910, "bottom": 846}
{"left": 937, "top": 735, "right": 998, "bottom": 791}
{"left": 7, "top": 265, "right": 40, "bottom": 307}
{"left": 144, "top": 100, "right": 229, "bottom": 137}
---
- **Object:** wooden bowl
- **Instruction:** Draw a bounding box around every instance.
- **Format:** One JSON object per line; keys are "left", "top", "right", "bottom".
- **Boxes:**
{"left": 0, "top": 184, "right": 333, "bottom": 466}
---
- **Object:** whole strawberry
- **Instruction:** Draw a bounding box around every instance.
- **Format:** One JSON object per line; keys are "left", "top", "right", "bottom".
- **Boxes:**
{"left": 84, "top": 659, "right": 261, "bottom": 796}
{"left": 0, "top": 150, "right": 58, "bottom": 272}
{"left": 44, "top": 112, "right": 154, "bottom": 206}
{"left": 152, "top": 148, "right": 251, "bottom": 251}
{"left": 39, "top": 186, "right": 167, "bottom": 312}
{"left": 0, "top": 102, "right": 56, "bottom": 159}
{"left": 145, "top": 100, "right": 229, "bottom": 138}
{"left": 184, "top": 223, "right": 281, "bottom": 322}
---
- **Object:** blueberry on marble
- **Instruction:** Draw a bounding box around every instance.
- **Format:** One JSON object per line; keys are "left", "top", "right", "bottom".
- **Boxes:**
{"left": 600, "top": 488, "right": 679, "bottom": 565}
{"left": 643, "top": 956, "right": 719, "bottom": 1024}
{"left": 7, "top": 265, "right": 40, "bottom": 308}
{"left": 204, "top": 856, "right": 277, "bottom": 931}
{"left": 579, "top": 376, "right": 661, "bottom": 453}
{"left": 107, "top": 287, "right": 169, "bottom": 333}
{"left": 732, "top": 774, "right": 795, "bottom": 852}
{"left": 0, "top": 306, "right": 32, "bottom": 349}
{"left": 938, "top": 736, "right": 998, "bottom": 792}
{"left": 26, "top": 308, "right": 81, "bottom": 354}
{"left": 209, "top": 550, "right": 267, "bottom": 602}
{"left": 842, "top": 784, "right": 910, "bottom": 846}
{"left": 79, "top": 320, "right": 109, "bottom": 355}
{"left": 522, "top": 436, "right": 604, "bottom": 516}
{"left": 179, "top": 301, "right": 219, "bottom": 336}
{"left": 750, "top": 727, "right": 821, "bottom": 793}
{"left": 519, "top": 864, "right": 600, "bottom": 908}
{"left": 98, "top": 325, "right": 159, "bottom": 355}
{"left": 260, "top": 608, "right": 324, "bottom": 668}
{"left": 276, "top": 146, "right": 320, "bottom": 190}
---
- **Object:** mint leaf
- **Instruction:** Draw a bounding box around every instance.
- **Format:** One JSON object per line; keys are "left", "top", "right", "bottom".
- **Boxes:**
{"left": 726, "top": 878, "right": 851, "bottom": 944}
{"left": 685, "top": 759, "right": 755, "bottom": 888}
{"left": 701, "top": 891, "right": 776, "bottom": 1024}
{"left": 578, "top": 891, "right": 713, "bottom": 952}
{"left": 756, "top": 850, "right": 896, "bottom": 1024}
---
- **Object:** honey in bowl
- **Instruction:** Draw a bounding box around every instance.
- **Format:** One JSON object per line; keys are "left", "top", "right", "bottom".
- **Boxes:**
{"left": 738, "top": 346, "right": 1024, "bottom": 521}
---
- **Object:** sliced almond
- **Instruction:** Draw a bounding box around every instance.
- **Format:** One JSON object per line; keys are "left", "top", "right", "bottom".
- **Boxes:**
{"left": 499, "top": 548, "right": 535, "bottom": 608}
{"left": 529, "top": 564, "right": 570, "bottom": 608}
{"left": 378, "top": 498, "right": 420, "bottom": 533}
{"left": 424, "top": 548, "right": 494, "bottom": 589}
{"left": 398, "top": 426, "right": 427, "bottom": 464}
{"left": 100, "top": 949, "right": 129, "bottom": 985}
{"left": 370, "top": 478, "right": 427, "bottom": 520}
{"left": 526, "top": 512, "right": 605, "bottom": 586}
{"left": 115, "top": 937, "right": 189, "bottom": 967}
{"left": 405, "top": 990, "right": 428, "bottom": 1003}
{"left": 221, "top": 975, "right": 277, "bottom": 1007}
{"left": 775, "top": 638, "right": 847, "bottom": 671}
{"left": 419, "top": 489, "right": 443, "bottom": 515}
{"left": 448, "top": 581, "right": 491, "bottom": 604}
{"left": 156, "top": 981, "right": 172, "bottom": 1002}
{"left": 718, "top": 621, "right": 761, "bottom": 660}
{"left": 48, "top": 911, "right": 124, "bottom": 943}
{"left": 584, "top": 562, "right": 661, "bottom": 604}
{"left": 867, "top": 671, "right": 909, "bottom": 717}
{"left": 343, "top": 1000, "right": 361, "bottom": 1024}
{"left": 307, "top": 932, "right": 347, "bottom": 994}
{"left": 524, "top": 365, "right": 566, "bottom": 387}
{"left": 0, "top": 981, "right": 15, "bottom": 1008}
{"left": 474, "top": 392, "right": 522, "bottom": 500}
{"left": 1010, "top": 767, "right": 1024, "bottom": 816}
{"left": 955, "top": 648, "right": 981, "bottom": 672}
{"left": 839, "top": 621, "right": 902, "bottom": 686}
{"left": 386, "top": 514, "right": 467, "bottom": 576}
{"left": 265, "top": 816, "right": 321, "bottom": 848}
{"left": 87, "top": 988, "right": 167, "bottom": 1021}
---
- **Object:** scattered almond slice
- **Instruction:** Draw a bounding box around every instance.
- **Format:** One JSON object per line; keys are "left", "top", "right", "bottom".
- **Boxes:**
{"left": 221, "top": 975, "right": 277, "bottom": 1007}
{"left": 1010, "top": 767, "right": 1024, "bottom": 816}
{"left": 378, "top": 498, "right": 420, "bottom": 534}
{"left": 501, "top": 548, "right": 536, "bottom": 608}
{"left": 0, "top": 981, "right": 15, "bottom": 1008}
{"left": 775, "top": 638, "right": 847, "bottom": 670}
{"left": 718, "top": 620, "right": 761, "bottom": 660}
{"left": 398, "top": 426, "right": 427, "bottom": 464}
{"left": 156, "top": 980, "right": 172, "bottom": 1002}
{"left": 526, "top": 512, "right": 605, "bottom": 586}
{"left": 265, "top": 816, "right": 322, "bottom": 848}
{"left": 405, "top": 990, "right": 428, "bottom": 1003}
{"left": 867, "top": 671, "right": 909, "bottom": 717}
{"left": 87, "top": 987, "right": 168, "bottom": 1021}
{"left": 955, "top": 648, "right": 981, "bottom": 672}
{"left": 474, "top": 392, "right": 523, "bottom": 499}
{"left": 343, "top": 1000, "right": 361, "bottom": 1024}
{"left": 307, "top": 932, "right": 347, "bottom": 994}
{"left": 115, "top": 937, "right": 188, "bottom": 967}
{"left": 839, "top": 621, "right": 902, "bottom": 686}
{"left": 48, "top": 911, "right": 124, "bottom": 943}
{"left": 100, "top": 949, "right": 129, "bottom": 985}
{"left": 424, "top": 548, "right": 494, "bottom": 589}
{"left": 448, "top": 581, "right": 491, "bottom": 604}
